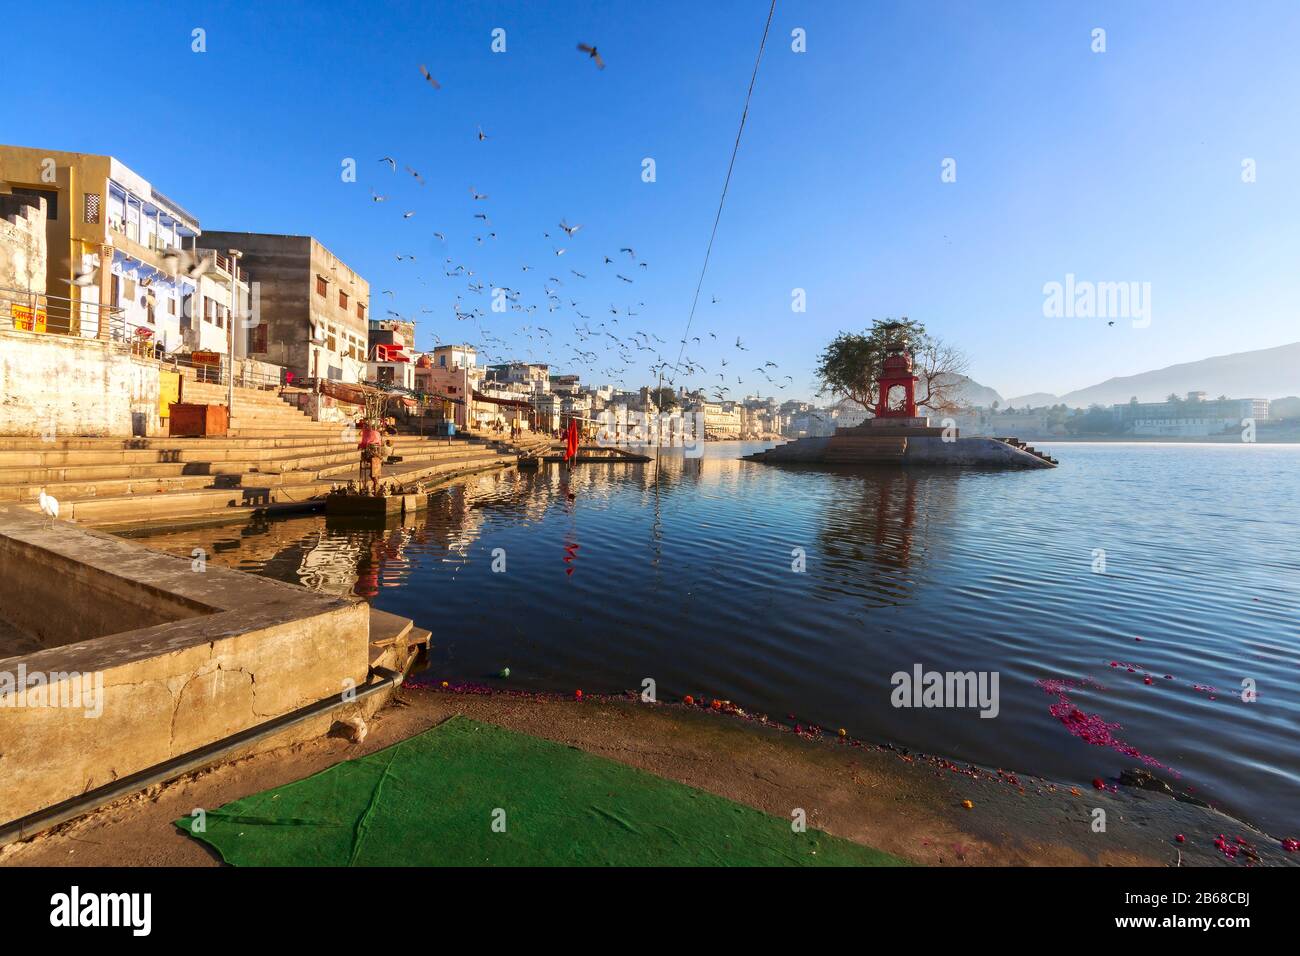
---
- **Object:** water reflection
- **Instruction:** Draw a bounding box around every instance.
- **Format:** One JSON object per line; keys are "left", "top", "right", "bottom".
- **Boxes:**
{"left": 129, "top": 443, "right": 1300, "bottom": 834}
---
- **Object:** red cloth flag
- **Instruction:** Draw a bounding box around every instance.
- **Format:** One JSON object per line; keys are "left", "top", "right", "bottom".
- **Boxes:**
{"left": 564, "top": 419, "right": 579, "bottom": 461}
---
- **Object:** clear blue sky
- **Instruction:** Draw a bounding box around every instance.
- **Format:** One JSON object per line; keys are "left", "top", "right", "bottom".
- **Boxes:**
{"left": 4, "top": 0, "right": 1298, "bottom": 402}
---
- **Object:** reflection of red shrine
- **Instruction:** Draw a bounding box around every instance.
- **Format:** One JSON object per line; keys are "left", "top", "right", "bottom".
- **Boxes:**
{"left": 874, "top": 345, "right": 918, "bottom": 419}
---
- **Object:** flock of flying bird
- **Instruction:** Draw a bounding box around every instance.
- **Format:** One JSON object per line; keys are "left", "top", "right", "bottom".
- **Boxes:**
{"left": 363, "top": 43, "right": 794, "bottom": 403}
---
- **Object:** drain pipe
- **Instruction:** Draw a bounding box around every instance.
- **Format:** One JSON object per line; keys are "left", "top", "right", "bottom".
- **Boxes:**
{"left": 0, "top": 667, "right": 404, "bottom": 847}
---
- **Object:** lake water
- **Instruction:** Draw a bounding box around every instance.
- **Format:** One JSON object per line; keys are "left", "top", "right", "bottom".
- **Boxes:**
{"left": 135, "top": 442, "right": 1300, "bottom": 835}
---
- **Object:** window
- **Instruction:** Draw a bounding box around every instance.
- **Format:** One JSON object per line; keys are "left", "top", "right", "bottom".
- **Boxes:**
{"left": 252, "top": 324, "right": 268, "bottom": 353}
{"left": 167, "top": 297, "right": 176, "bottom": 316}
{"left": 338, "top": 290, "right": 348, "bottom": 310}
{"left": 357, "top": 302, "right": 366, "bottom": 320}
{"left": 84, "top": 193, "right": 101, "bottom": 225}
{"left": 316, "top": 275, "right": 328, "bottom": 297}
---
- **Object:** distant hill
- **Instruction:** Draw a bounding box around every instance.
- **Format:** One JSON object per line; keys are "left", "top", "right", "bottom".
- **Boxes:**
{"left": 1004, "top": 391, "right": 1061, "bottom": 408}
{"left": 938, "top": 374, "right": 1003, "bottom": 409}
{"left": 1004, "top": 342, "right": 1300, "bottom": 409}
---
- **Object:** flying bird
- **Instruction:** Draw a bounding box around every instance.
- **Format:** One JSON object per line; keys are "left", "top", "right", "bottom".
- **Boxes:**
{"left": 379, "top": 157, "right": 397, "bottom": 171}
{"left": 419, "top": 64, "right": 441, "bottom": 89}
{"left": 577, "top": 43, "right": 606, "bottom": 69}
{"left": 61, "top": 262, "right": 99, "bottom": 287}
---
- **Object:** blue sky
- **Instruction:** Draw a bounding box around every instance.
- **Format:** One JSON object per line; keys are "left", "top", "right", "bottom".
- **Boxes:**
{"left": 3, "top": 0, "right": 1298, "bottom": 402}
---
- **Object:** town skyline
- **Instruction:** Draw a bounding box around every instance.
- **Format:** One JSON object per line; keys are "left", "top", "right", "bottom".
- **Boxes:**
{"left": 2, "top": 1, "right": 1297, "bottom": 403}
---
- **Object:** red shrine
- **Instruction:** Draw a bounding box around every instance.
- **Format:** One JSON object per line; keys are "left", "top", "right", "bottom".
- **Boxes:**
{"left": 873, "top": 344, "right": 918, "bottom": 419}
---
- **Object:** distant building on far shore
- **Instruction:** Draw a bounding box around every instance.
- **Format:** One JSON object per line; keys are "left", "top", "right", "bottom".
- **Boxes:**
{"left": 1112, "top": 392, "right": 1269, "bottom": 437}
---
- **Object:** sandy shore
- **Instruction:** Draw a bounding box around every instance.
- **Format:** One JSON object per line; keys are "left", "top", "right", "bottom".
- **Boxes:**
{"left": 2, "top": 687, "right": 1292, "bottom": 867}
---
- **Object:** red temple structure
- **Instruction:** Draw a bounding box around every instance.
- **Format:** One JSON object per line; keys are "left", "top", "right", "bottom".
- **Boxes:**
{"left": 873, "top": 344, "right": 918, "bottom": 419}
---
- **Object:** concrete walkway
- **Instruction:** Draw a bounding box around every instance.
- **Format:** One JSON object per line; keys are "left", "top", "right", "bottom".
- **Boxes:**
{"left": 4, "top": 690, "right": 1291, "bottom": 867}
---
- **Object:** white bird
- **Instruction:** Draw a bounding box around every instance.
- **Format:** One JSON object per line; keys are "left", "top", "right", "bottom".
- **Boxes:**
{"left": 61, "top": 261, "right": 99, "bottom": 288}
{"left": 38, "top": 487, "right": 59, "bottom": 526}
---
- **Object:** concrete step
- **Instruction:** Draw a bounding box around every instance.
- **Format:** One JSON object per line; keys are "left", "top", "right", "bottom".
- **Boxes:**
{"left": 34, "top": 482, "right": 335, "bottom": 524}
{"left": 823, "top": 436, "right": 908, "bottom": 463}
{"left": 0, "top": 465, "right": 331, "bottom": 503}
{"left": 210, "top": 438, "right": 482, "bottom": 475}
{"left": 0, "top": 447, "right": 182, "bottom": 468}
{"left": 33, "top": 453, "right": 513, "bottom": 526}
{"left": 0, "top": 461, "right": 195, "bottom": 486}
{"left": 316, "top": 447, "right": 506, "bottom": 480}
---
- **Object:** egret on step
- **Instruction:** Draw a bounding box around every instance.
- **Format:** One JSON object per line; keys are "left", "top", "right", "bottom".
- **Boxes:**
{"left": 38, "top": 487, "right": 59, "bottom": 527}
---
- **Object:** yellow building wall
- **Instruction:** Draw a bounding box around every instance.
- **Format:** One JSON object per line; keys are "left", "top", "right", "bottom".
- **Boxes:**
{"left": 0, "top": 146, "right": 113, "bottom": 335}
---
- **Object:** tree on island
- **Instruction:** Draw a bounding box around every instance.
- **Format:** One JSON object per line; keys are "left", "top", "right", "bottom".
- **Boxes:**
{"left": 814, "top": 318, "right": 970, "bottom": 415}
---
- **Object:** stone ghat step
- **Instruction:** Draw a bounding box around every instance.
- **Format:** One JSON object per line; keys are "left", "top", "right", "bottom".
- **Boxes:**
{"left": 33, "top": 452, "right": 515, "bottom": 526}
{"left": 0, "top": 440, "right": 496, "bottom": 502}
{"left": 316, "top": 447, "right": 509, "bottom": 480}
{"left": 0, "top": 460, "right": 198, "bottom": 485}
{"left": 181, "top": 383, "right": 294, "bottom": 399}
{"left": 822, "top": 436, "right": 908, "bottom": 462}
{"left": 226, "top": 412, "right": 324, "bottom": 426}
{"left": 227, "top": 427, "right": 372, "bottom": 438}
{"left": 0, "top": 434, "right": 396, "bottom": 451}
{"left": 0, "top": 435, "right": 469, "bottom": 468}
{"left": 0, "top": 468, "right": 330, "bottom": 503}
{"left": 217, "top": 441, "right": 488, "bottom": 477}
{"left": 184, "top": 392, "right": 309, "bottom": 407}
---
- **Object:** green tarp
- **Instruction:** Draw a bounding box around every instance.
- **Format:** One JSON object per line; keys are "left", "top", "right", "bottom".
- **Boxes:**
{"left": 176, "top": 715, "right": 904, "bottom": 866}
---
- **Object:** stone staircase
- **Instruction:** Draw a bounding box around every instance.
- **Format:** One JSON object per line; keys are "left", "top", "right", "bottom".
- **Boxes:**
{"left": 992, "top": 437, "right": 1058, "bottom": 466}
{"left": 0, "top": 384, "right": 516, "bottom": 529}
{"left": 821, "top": 435, "right": 909, "bottom": 463}
{"left": 461, "top": 429, "right": 553, "bottom": 461}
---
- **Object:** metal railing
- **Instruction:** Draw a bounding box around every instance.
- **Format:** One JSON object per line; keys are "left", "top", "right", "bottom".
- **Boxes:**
{"left": 0, "top": 286, "right": 283, "bottom": 391}
{"left": 0, "top": 287, "right": 125, "bottom": 340}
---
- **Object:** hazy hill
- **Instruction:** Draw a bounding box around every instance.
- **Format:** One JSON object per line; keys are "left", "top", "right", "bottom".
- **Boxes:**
{"left": 1004, "top": 342, "right": 1300, "bottom": 409}
{"left": 1003, "top": 391, "right": 1061, "bottom": 408}
{"left": 941, "top": 373, "right": 1003, "bottom": 409}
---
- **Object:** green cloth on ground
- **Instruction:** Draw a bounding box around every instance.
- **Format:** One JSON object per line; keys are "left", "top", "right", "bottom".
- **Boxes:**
{"left": 175, "top": 715, "right": 905, "bottom": 866}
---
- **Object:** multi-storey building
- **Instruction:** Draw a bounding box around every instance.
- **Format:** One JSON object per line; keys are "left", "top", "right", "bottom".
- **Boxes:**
{"left": 0, "top": 145, "right": 250, "bottom": 355}
{"left": 199, "top": 231, "right": 369, "bottom": 383}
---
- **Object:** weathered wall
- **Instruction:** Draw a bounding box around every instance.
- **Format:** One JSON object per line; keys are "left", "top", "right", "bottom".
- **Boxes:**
{"left": 0, "top": 330, "right": 162, "bottom": 437}
{"left": 0, "top": 536, "right": 211, "bottom": 652}
{"left": 0, "top": 194, "right": 47, "bottom": 293}
{"left": 0, "top": 509, "right": 371, "bottom": 825}
{"left": 753, "top": 435, "right": 1054, "bottom": 468}
{"left": 902, "top": 436, "right": 1053, "bottom": 467}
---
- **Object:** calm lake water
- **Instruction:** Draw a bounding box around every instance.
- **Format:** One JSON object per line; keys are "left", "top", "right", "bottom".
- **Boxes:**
{"left": 136, "top": 442, "right": 1300, "bottom": 834}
